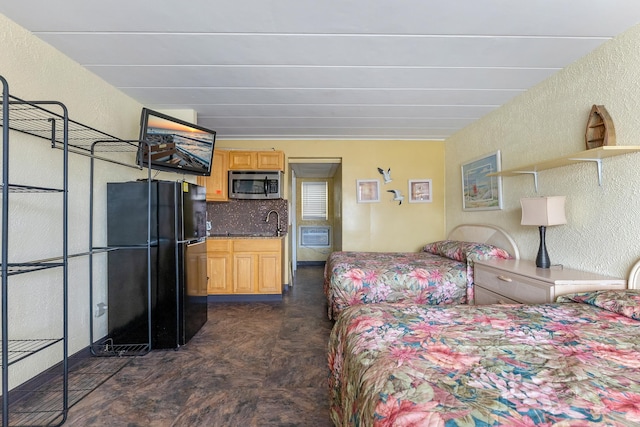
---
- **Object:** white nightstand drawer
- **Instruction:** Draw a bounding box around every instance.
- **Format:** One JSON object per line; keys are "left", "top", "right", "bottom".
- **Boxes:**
{"left": 474, "top": 265, "right": 549, "bottom": 303}
{"left": 473, "top": 259, "right": 626, "bottom": 305}
{"left": 475, "top": 287, "right": 520, "bottom": 305}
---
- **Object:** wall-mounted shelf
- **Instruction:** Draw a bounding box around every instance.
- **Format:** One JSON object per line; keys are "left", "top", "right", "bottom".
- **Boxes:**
{"left": 488, "top": 146, "right": 640, "bottom": 192}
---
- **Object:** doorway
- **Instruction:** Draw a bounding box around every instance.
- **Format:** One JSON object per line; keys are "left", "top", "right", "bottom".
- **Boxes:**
{"left": 289, "top": 159, "right": 342, "bottom": 274}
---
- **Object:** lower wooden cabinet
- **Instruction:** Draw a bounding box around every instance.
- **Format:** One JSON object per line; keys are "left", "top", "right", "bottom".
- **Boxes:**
{"left": 256, "top": 252, "right": 281, "bottom": 293}
{"left": 233, "top": 253, "right": 255, "bottom": 293}
{"left": 207, "top": 238, "right": 283, "bottom": 295}
{"left": 186, "top": 241, "right": 209, "bottom": 297}
{"left": 206, "top": 239, "right": 232, "bottom": 293}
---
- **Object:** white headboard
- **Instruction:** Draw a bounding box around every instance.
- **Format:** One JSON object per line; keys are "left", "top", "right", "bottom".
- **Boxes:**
{"left": 447, "top": 224, "right": 520, "bottom": 259}
{"left": 628, "top": 259, "right": 640, "bottom": 290}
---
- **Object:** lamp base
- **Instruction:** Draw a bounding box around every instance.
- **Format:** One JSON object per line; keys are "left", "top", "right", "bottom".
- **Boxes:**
{"left": 536, "top": 225, "right": 551, "bottom": 268}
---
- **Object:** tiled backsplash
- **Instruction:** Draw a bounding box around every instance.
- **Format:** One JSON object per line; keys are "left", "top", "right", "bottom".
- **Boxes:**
{"left": 207, "top": 199, "right": 288, "bottom": 236}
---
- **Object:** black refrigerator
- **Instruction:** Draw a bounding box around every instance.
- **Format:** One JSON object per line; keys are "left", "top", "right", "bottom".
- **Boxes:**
{"left": 106, "top": 180, "right": 208, "bottom": 350}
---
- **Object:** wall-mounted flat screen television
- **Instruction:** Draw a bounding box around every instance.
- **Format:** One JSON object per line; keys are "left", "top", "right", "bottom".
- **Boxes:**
{"left": 137, "top": 108, "right": 216, "bottom": 176}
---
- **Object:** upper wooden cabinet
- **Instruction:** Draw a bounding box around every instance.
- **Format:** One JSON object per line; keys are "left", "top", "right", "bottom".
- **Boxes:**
{"left": 228, "top": 150, "right": 284, "bottom": 171}
{"left": 198, "top": 150, "right": 285, "bottom": 201}
{"left": 257, "top": 151, "right": 284, "bottom": 171}
{"left": 197, "top": 150, "right": 229, "bottom": 201}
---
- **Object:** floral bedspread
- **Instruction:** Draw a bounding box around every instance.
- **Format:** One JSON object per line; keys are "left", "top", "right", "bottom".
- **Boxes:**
{"left": 328, "top": 291, "right": 640, "bottom": 426}
{"left": 323, "top": 242, "right": 511, "bottom": 319}
{"left": 323, "top": 251, "right": 468, "bottom": 320}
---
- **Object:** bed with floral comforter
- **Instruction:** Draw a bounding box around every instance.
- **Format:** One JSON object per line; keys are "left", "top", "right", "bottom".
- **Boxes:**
{"left": 323, "top": 240, "right": 512, "bottom": 319}
{"left": 328, "top": 290, "right": 640, "bottom": 426}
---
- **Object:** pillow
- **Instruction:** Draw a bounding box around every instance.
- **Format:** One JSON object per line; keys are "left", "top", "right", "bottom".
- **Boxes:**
{"left": 557, "top": 289, "right": 640, "bottom": 321}
{"left": 423, "top": 240, "right": 512, "bottom": 263}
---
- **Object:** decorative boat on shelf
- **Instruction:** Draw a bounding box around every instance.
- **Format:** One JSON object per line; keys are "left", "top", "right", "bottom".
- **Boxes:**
{"left": 585, "top": 104, "right": 616, "bottom": 149}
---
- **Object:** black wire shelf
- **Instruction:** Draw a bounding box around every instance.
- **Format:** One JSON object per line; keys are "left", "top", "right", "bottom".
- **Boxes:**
{"left": 90, "top": 339, "right": 150, "bottom": 357}
{"left": 0, "top": 262, "right": 65, "bottom": 277}
{"left": 0, "top": 184, "right": 64, "bottom": 194}
{"left": 0, "top": 96, "right": 130, "bottom": 152}
{"left": 0, "top": 339, "right": 64, "bottom": 367}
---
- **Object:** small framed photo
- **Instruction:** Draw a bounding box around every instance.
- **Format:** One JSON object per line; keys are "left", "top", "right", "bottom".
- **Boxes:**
{"left": 461, "top": 150, "right": 503, "bottom": 211}
{"left": 356, "top": 179, "right": 380, "bottom": 203}
{"left": 408, "top": 179, "right": 432, "bottom": 203}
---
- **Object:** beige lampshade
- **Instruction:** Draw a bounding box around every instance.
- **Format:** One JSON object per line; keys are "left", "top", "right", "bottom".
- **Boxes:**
{"left": 520, "top": 196, "right": 567, "bottom": 226}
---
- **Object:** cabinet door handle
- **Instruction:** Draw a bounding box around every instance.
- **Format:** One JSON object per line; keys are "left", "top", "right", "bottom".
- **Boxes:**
{"left": 497, "top": 275, "right": 512, "bottom": 282}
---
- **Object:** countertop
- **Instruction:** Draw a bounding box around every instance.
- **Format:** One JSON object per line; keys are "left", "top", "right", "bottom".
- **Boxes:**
{"left": 207, "top": 233, "right": 285, "bottom": 240}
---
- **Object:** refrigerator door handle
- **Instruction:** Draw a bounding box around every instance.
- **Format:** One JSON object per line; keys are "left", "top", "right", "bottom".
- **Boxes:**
{"left": 178, "top": 238, "right": 205, "bottom": 245}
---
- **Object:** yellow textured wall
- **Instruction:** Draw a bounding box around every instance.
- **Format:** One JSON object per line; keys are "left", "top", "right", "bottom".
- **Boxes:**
{"left": 218, "top": 140, "right": 446, "bottom": 253}
{"left": 0, "top": 14, "right": 184, "bottom": 389}
{"left": 445, "top": 23, "right": 640, "bottom": 279}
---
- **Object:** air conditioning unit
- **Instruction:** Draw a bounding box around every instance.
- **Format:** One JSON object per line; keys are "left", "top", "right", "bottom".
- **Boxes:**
{"left": 299, "top": 226, "right": 331, "bottom": 247}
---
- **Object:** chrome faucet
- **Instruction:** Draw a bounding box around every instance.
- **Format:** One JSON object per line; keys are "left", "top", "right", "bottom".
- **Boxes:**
{"left": 265, "top": 210, "right": 282, "bottom": 236}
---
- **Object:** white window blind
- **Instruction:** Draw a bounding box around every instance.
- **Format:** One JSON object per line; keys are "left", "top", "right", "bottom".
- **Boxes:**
{"left": 302, "top": 181, "right": 328, "bottom": 220}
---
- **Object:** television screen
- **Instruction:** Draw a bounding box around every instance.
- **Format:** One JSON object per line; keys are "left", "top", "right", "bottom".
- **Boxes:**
{"left": 137, "top": 108, "right": 216, "bottom": 176}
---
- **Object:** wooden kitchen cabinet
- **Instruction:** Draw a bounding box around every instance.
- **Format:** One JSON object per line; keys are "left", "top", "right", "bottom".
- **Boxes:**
{"left": 186, "top": 242, "right": 209, "bottom": 296}
{"left": 232, "top": 252, "right": 281, "bottom": 293}
{"left": 228, "top": 150, "right": 284, "bottom": 171}
{"left": 232, "top": 239, "right": 283, "bottom": 294}
{"left": 207, "top": 237, "right": 283, "bottom": 295}
{"left": 197, "top": 149, "right": 229, "bottom": 201}
{"left": 228, "top": 151, "right": 255, "bottom": 170}
{"left": 233, "top": 253, "right": 255, "bottom": 293}
{"left": 206, "top": 239, "right": 232, "bottom": 293}
{"left": 257, "top": 151, "right": 284, "bottom": 170}
{"left": 257, "top": 252, "right": 281, "bottom": 293}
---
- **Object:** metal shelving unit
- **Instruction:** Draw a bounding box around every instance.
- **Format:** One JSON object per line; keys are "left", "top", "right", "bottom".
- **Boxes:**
{"left": 1, "top": 75, "right": 69, "bottom": 426}
{"left": 87, "top": 139, "right": 153, "bottom": 358}
{"left": 0, "top": 75, "right": 152, "bottom": 426}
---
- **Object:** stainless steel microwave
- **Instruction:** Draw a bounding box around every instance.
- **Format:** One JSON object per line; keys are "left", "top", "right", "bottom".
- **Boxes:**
{"left": 228, "top": 170, "right": 282, "bottom": 199}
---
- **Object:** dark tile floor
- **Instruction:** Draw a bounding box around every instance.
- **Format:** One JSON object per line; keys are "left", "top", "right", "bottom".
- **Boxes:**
{"left": 64, "top": 265, "right": 334, "bottom": 426}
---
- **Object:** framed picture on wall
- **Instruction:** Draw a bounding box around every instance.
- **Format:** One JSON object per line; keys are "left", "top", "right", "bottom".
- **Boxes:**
{"left": 408, "top": 179, "right": 432, "bottom": 203}
{"left": 356, "top": 179, "right": 380, "bottom": 203}
{"left": 461, "top": 150, "right": 503, "bottom": 211}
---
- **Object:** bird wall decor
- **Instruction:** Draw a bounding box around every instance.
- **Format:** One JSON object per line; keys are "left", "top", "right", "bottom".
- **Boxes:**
{"left": 377, "top": 167, "right": 392, "bottom": 183}
{"left": 387, "top": 189, "right": 404, "bottom": 205}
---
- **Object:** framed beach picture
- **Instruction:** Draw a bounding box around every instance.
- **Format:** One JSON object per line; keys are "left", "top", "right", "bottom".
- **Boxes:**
{"left": 461, "top": 150, "right": 503, "bottom": 211}
{"left": 356, "top": 179, "right": 380, "bottom": 203}
{"left": 408, "top": 179, "right": 432, "bottom": 203}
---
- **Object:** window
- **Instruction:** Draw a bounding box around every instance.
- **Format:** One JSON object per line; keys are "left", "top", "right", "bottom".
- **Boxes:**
{"left": 302, "top": 181, "right": 328, "bottom": 220}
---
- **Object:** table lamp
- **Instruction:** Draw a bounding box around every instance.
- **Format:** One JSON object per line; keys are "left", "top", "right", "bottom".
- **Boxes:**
{"left": 520, "top": 196, "right": 567, "bottom": 268}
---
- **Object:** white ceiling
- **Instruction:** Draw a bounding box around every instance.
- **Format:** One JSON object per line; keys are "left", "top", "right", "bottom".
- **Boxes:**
{"left": 2, "top": 0, "right": 640, "bottom": 141}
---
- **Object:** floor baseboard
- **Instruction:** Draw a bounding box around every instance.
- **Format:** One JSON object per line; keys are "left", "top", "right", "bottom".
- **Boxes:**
{"left": 296, "top": 261, "right": 326, "bottom": 267}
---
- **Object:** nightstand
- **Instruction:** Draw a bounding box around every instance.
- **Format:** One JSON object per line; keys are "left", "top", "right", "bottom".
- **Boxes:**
{"left": 473, "top": 259, "right": 627, "bottom": 304}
